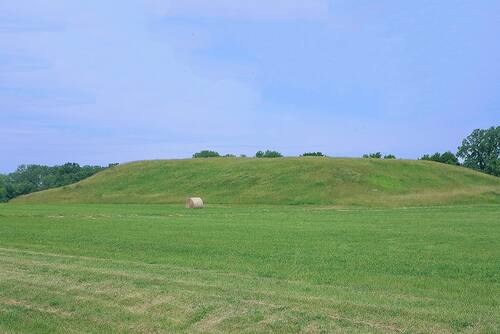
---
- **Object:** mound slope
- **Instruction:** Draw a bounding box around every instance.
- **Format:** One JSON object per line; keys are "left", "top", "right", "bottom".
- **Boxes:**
{"left": 12, "top": 158, "right": 500, "bottom": 206}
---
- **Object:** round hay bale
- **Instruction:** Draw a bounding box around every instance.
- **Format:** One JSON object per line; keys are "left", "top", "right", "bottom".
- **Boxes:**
{"left": 186, "top": 197, "right": 204, "bottom": 209}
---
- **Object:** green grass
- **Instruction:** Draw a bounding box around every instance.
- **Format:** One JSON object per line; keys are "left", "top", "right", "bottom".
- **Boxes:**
{"left": 0, "top": 204, "right": 498, "bottom": 333}
{"left": 12, "top": 158, "right": 500, "bottom": 207}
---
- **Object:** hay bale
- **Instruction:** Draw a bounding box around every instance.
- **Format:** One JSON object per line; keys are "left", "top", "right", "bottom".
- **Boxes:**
{"left": 186, "top": 197, "right": 204, "bottom": 209}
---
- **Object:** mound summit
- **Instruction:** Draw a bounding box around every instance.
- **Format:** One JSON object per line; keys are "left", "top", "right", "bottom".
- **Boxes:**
{"left": 13, "top": 158, "right": 500, "bottom": 207}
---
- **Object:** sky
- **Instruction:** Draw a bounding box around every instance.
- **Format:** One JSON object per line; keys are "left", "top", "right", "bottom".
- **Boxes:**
{"left": 1, "top": 0, "right": 499, "bottom": 172}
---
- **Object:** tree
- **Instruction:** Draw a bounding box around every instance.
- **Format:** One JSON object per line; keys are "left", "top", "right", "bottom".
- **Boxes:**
{"left": 363, "top": 152, "right": 382, "bottom": 159}
{"left": 457, "top": 126, "right": 500, "bottom": 176}
{"left": 302, "top": 152, "right": 324, "bottom": 157}
{"left": 0, "top": 163, "right": 108, "bottom": 202}
{"left": 256, "top": 150, "right": 283, "bottom": 158}
{"left": 383, "top": 154, "right": 396, "bottom": 159}
{"left": 0, "top": 174, "right": 9, "bottom": 202}
{"left": 192, "top": 150, "right": 220, "bottom": 158}
{"left": 420, "top": 151, "right": 459, "bottom": 165}
{"left": 439, "top": 151, "right": 459, "bottom": 165}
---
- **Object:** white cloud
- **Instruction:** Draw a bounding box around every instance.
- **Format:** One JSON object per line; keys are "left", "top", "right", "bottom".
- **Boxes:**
{"left": 145, "top": 0, "right": 330, "bottom": 20}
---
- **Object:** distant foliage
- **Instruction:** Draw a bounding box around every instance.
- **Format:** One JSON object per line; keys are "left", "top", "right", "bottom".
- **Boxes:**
{"left": 0, "top": 163, "right": 108, "bottom": 202}
{"left": 363, "top": 152, "right": 395, "bottom": 159}
{"left": 223, "top": 154, "right": 236, "bottom": 158}
{"left": 0, "top": 174, "right": 10, "bottom": 203}
{"left": 193, "top": 150, "right": 220, "bottom": 158}
{"left": 363, "top": 152, "right": 382, "bottom": 159}
{"left": 256, "top": 150, "right": 283, "bottom": 158}
{"left": 457, "top": 126, "right": 499, "bottom": 176}
{"left": 302, "top": 152, "right": 324, "bottom": 157}
{"left": 420, "top": 151, "right": 459, "bottom": 165}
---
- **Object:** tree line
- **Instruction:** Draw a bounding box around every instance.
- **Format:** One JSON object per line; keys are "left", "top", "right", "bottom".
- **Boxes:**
{"left": 193, "top": 126, "right": 499, "bottom": 176}
{"left": 0, "top": 163, "right": 116, "bottom": 202}
{"left": 1, "top": 126, "right": 497, "bottom": 202}
{"left": 418, "top": 126, "right": 499, "bottom": 176}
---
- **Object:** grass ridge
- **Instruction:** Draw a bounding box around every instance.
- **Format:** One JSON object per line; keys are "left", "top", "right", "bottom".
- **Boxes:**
{"left": 12, "top": 157, "right": 500, "bottom": 207}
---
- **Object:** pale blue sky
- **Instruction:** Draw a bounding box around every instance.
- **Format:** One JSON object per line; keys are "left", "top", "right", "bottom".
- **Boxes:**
{"left": 1, "top": 0, "right": 499, "bottom": 172}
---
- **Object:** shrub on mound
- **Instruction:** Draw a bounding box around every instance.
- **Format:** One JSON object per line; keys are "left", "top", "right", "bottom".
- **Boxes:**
{"left": 256, "top": 150, "right": 283, "bottom": 158}
{"left": 302, "top": 152, "right": 324, "bottom": 157}
{"left": 420, "top": 151, "right": 458, "bottom": 165}
{"left": 193, "top": 150, "right": 220, "bottom": 158}
{"left": 363, "top": 152, "right": 382, "bottom": 159}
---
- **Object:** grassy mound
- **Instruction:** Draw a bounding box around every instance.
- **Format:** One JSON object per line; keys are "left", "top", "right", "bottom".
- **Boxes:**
{"left": 12, "top": 157, "right": 500, "bottom": 206}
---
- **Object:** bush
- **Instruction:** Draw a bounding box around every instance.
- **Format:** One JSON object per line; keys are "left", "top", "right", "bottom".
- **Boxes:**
{"left": 256, "top": 150, "right": 283, "bottom": 158}
{"left": 420, "top": 151, "right": 459, "bottom": 165}
{"left": 384, "top": 154, "right": 396, "bottom": 159}
{"left": 0, "top": 175, "right": 9, "bottom": 202}
{"left": 223, "top": 154, "right": 236, "bottom": 158}
{"left": 193, "top": 150, "right": 220, "bottom": 158}
{"left": 302, "top": 152, "right": 324, "bottom": 157}
{"left": 363, "top": 152, "right": 382, "bottom": 159}
{"left": 0, "top": 163, "right": 108, "bottom": 202}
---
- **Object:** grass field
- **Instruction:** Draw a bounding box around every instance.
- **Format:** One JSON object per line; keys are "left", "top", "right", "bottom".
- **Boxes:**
{"left": 13, "top": 158, "right": 500, "bottom": 207}
{"left": 1, "top": 204, "right": 498, "bottom": 333}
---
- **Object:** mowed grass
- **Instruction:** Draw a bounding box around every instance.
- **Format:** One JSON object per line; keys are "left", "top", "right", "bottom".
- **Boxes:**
{"left": 0, "top": 204, "right": 498, "bottom": 333}
{"left": 13, "top": 158, "right": 500, "bottom": 207}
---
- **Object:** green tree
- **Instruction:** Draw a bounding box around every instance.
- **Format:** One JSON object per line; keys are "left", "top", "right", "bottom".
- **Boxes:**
{"left": 439, "top": 151, "right": 459, "bottom": 165}
{"left": 383, "top": 154, "right": 396, "bottom": 159}
{"left": 193, "top": 150, "right": 220, "bottom": 158}
{"left": 256, "top": 150, "right": 283, "bottom": 158}
{"left": 0, "top": 163, "right": 107, "bottom": 202}
{"left": 457, "top": 126, "right": 500, "bottom": 176}
{"left": 363, "top": 152, "right": 382, "bottom": 159}
{"left": 0, "top": 174, "right": 9, "bottom": 202}
{"left": 302, "top": 152, "right": 324, "bottom": 157}
{"left": 420, "top": 151, "right": 458, "bottom": 165}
